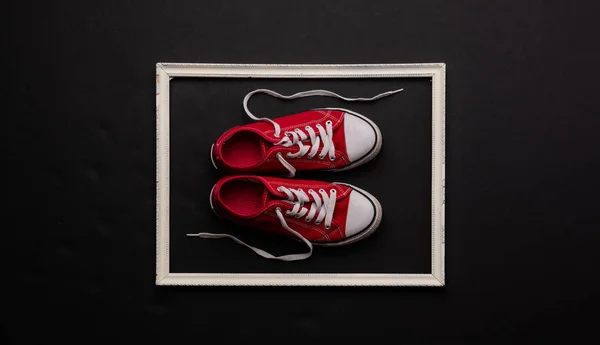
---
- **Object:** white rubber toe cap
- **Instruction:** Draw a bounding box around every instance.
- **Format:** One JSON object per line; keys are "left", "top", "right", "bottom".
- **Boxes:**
{"left": 344, "top": 113, "right": 377, "bottom": 162}
{"left": 344, "top": 190, "right": 376, "bottom": 238}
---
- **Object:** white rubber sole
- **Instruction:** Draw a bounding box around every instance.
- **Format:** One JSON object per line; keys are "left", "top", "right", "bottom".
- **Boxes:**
{"left": 210, "top": 143, "right": 218, "bottom": 170}
{"left": 208, "top": 183, "right": 222, "bottom": 219}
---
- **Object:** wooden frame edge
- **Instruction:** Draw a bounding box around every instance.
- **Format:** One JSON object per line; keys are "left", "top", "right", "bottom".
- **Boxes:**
{"left": 155, "top": 62, "right": 446, "bottom": 286}
{"left": 156, "top": 273, "right": 444, "bottom": 287}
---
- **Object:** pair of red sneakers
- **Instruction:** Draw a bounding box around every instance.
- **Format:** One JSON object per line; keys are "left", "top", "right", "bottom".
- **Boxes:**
{"left": 188, "top": 88, "right": 402, "bottom": 261}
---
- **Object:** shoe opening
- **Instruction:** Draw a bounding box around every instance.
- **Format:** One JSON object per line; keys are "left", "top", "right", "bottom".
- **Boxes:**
{"left": 219, "top": 178, "right": 269, "bottom": 217}
{"left": 221, "top": 131, "right": 265, "bottom": 168}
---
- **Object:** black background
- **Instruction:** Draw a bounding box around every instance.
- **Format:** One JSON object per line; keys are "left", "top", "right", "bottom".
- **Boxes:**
{"left": 170, "top": 77, "right": 432, "bottom": 274}
{"left": 7, "top": 0, "right": 600, "bottom": 343}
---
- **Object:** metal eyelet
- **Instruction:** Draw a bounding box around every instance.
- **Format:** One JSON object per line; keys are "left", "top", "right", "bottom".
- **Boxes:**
{"left": 294, "top": 128, "right": 301, "bottom": 132}
{"left": 285, "top": 211, "right": 291, "bottom": 216}
{"left": 315, "top": 221, "right": 321, "bottom": 225}
{"left": 319, "top": 189, "right": 325, "bottom": 193}
{"left": 305, "top": 126, "right": 311, "bottom": 130}
{"left": 305, "top": 218, "right": 311, "bottom": 222}
{"left": 326, "top": 120, "right": 332, "bottom": 125}
{"left": 325, "top": 225, "right": 331, "bottom": 230}
{"left": 318, "top": 154, "right": 324, "bottom": 159}
{"left": 330, "top": 189, "right": 336, "bottom": 194}
{"left": 286, "top": 153, "right": 292, "bottom": 158}
{"left": 329, "top": 156, "right": 336, "bottom": 161}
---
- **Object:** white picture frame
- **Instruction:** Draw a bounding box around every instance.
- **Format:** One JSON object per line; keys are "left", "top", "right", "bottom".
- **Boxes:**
{"left": 156, "top": 63, "right": 446, "bottom": 286}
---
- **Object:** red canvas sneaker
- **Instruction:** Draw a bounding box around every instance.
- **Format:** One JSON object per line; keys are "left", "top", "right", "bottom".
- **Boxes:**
{"left": 210, "top": 88, "right": 403, "bottom": 176}
{"left": 187, "top": 175, "right": 382, "bottom": 261}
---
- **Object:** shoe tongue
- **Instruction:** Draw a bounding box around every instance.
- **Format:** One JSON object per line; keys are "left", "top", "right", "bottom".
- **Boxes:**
{"left": 261, "top": 180, "right": 298, "bottom": 210}
{"left": 262, "top": 187, "right": 275, "bottom": 205}
{"left": 261, "top": 136, "right": 296, "bottom": 157}
{"left": 263, "top": 186, "right": 294, "bottom": 209}
{"left": 259, "top": 140, "right": 268, "bottom": 155}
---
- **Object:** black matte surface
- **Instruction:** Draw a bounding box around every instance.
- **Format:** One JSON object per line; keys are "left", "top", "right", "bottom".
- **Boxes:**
{"left": 7, "top": 0, "right": 600, "bottom": 344}
{"left": 170, "top": 77, "right": 432, "bottom": 273}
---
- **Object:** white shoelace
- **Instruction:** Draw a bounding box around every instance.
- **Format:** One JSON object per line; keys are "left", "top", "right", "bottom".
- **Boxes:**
{"left": 243, "top": 88, "right": 403, "bottom": 176}
{"left": 187, "top": 186, "right": 337, "bottom": 261}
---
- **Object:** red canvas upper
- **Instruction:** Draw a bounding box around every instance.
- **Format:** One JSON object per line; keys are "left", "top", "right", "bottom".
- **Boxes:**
{"left": 210, "top": 175, "right": 354, "bottom": 243}
{"left": 211, "top": 109, "right": 350, "bottom": 174}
